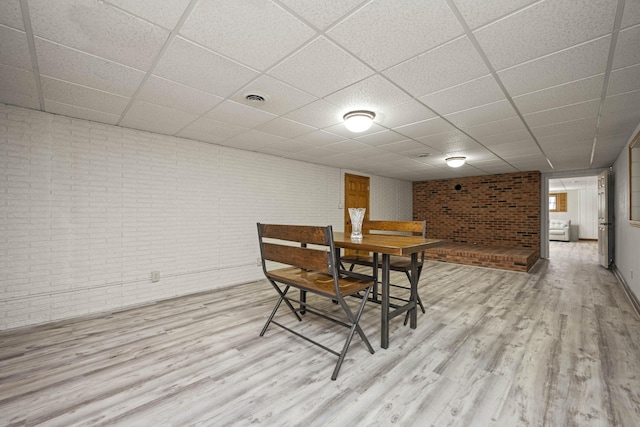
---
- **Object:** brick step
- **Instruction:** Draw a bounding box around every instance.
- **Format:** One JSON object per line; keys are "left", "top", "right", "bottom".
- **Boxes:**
{"left": 424, "top": 242, "right": 538, "bottom": 272}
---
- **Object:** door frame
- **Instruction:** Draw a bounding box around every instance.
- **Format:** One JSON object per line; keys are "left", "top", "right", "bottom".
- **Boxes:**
{"left": 541, "top": 168, "right": 604, "bottom": 259}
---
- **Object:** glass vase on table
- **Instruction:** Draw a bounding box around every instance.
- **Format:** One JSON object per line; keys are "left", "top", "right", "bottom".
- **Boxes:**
{"left": 348, "top": 208, "right": 366, "bottom": 241}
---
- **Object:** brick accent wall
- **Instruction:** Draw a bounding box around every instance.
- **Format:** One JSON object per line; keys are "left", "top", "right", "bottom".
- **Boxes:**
{"left": 413, "top": 171, "right": 541, "bottom": 254}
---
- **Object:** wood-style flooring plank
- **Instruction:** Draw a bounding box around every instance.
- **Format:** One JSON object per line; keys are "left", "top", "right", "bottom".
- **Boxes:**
{"left": 1, "top": 241, "right": 639, "bottom": 426}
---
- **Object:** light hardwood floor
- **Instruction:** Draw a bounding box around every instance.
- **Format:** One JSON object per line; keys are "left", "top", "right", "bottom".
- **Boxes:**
{"left": 1, "top": 241, "right": 639, "bottom": 426}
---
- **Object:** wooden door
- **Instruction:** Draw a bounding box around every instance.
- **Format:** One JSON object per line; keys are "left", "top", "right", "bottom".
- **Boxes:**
{"left": 344, "top": 174, "right": 370, "bottom": 255}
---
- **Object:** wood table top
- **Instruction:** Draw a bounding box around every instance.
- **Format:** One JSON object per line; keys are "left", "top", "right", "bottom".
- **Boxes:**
{"left": 332, "top": 232, "right": 441, "bottom": 256}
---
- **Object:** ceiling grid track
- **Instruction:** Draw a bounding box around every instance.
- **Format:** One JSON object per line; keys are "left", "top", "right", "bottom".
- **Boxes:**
{"left": 116, "top": 0, "right": 202, "bottom": 126}
{"left": 589, "top": 0, "right": 626, "bottom": 168}
{"left": 19, "top": 0, "right": 44, "bottom": 111}
{"left": 445, "top": 0, "right": 555, "bottom": 170}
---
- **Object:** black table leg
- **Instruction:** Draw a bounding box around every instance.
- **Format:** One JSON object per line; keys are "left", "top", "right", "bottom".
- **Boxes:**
{"left": 381, "top": 253, "right": 390, "bottom": 349}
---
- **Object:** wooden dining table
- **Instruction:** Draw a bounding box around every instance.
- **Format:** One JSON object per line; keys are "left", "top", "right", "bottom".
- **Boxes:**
{"left": 332, "top": 232, "right": 441, "bottom": 349}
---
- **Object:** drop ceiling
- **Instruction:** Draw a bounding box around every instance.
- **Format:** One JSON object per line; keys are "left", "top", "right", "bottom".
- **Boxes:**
{"left": 1, "top": 0, "right": 639, "bottom": 181}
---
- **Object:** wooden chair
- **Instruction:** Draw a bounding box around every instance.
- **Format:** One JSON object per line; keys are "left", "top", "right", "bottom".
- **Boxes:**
{"left": 257, "top": 223, "right": 375, "bottom": 380}
{"left": 340, "top": 220, "right": 428, "bottom": 318}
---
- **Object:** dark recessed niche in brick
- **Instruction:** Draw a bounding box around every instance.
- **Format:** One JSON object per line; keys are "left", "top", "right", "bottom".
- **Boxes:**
{"left": 455, "top": 184, "right": 462, "bottom": 191}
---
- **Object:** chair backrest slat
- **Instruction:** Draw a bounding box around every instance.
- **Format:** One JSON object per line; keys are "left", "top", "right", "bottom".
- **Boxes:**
{"left": 364, "top": 220, "right": 425, "bottom": 236}
{"left": 261, "top": 243, "right": 331, "bottom": 273}
{"left": 259, "top": 224, "right": 329, "bottom": 245}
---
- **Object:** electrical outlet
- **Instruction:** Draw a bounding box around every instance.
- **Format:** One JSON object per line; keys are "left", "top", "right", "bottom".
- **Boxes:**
{"left": 256, "top": 257, "right": 261, "bottom": 266}
{"left": 632, "top": 269, "right": 634, "bottom": 279}
{"left": 151, "top": 271, "right": 160, "bottom": 282}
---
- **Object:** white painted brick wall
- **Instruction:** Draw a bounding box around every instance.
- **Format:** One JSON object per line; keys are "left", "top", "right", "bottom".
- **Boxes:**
{"left": 0, "top": 103, "right": 412, "bottom": 330}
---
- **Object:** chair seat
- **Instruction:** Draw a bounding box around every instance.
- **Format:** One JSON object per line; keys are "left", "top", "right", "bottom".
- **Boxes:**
{"left": 267, "top": 267, "right": 373, "bottom": 297}
{"left": 388, "top": 255, "right": 423, "bottom": 272}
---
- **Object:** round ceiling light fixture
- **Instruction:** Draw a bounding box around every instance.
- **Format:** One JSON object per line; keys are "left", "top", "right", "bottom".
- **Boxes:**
{"left": 343, "top": 110, "right": 375, "bottom": 133}
{"left": 445, "top": 156, "right": 466, "bottom": 168}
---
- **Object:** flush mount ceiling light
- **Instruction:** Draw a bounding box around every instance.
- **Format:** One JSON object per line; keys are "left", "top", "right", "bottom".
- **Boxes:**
{"left": 445, "top": 156, "right": 466, "bottom": 168}
{"left": 343, "top": 110, "right": 375, "bottom": 133}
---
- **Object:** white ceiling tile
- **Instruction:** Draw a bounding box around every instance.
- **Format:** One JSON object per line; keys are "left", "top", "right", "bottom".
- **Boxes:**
{"left": 0, "top": 0, "right": 24, "bottom": 30}
{"left": 415, "top": 131, "right": 480, "bottom": 154}
{"left": 384, "top": 36, "right": 489, "bottom": 97}
{"left": 538, "top": 134, "right": 593, "bottom": 152}
{"left": 294, "top": 130, "right": 344, "bottom": 146}
{"left": 602, "top": 90, "right": 640, "bottom": 116}
{"left": 445, "top": 100, "right": 517, "bottom": 128}
{"left": 512, "top": 75, "right": 604, "bottom": 114}
{"left": 523, "top": 99, "right": 600, "bottom": 128}
{"left": 353, "top": 147, "right": 393, "bottom": 159}
{"left": 119, "top": 117, "right": 182, "bottom": 136}
{"left": 487, "top": 139, "right": 540, "bottom": 157}
{"left": 593, "top": 141, "right": 627, "bottom": 168}
{"left": 475, "top": 0, "right": 617, "bottom": 70}
{"left": 459, "top": 116, "right": 526, "bottom": 139}
{"left": 0, "top": 64, "right": 38, "bottom": 107}
{"left": 154, "top": 37, "right": 258, "bottom": 98}
{"left": 451, "top": 0, "right": 537, "bottom": 30}
{"left": 608, "top": 63, "right": 640, "bottom": 96}
{"left": 41, "top": 77, "right": 129, "bottom": 115}
{"left": 0, "top": 26, "right": 32, "bottom": 70}
{"left": 377, "top": 100, "right": 437, "bottom": 128}
{"left": 622, "top": 1, "right": 640, "bottom": 29}
{"left": 613, "top": 25, "right": 640, "bottom": 69}
{"left": 324, "top": 74, "right": 412, "bottom": 115}
{"left": 279, "top": 0, "right": 363, "bottom": 30}
{"left": 0, "top": 93, "right": 40, "bottom": 112}
{"left": 476, "top": 128, "right": 533, "bottom": 147}
{"left": 396, "top": 117, "right": 457, "bottom": 139}
{"left": 35, "top": 38, "right": 145, "bottom": 97}
{"left": 531, "top": 117, "right": 597, "bottom": 139}
{"left": 179, "top": 116, "right": 249, "bottom": 141}
{"left": 260, "top": 138, "right": 310, "bottom": 154}
{"left": 255, "top": 118, "right": 316, "bottom": 139}
{"left": 599, "top": 109, "right": 640, "bottom": 137}
{"left": 220, "top": 130, "right": 285, "bottom": 151}
{"left": 181, "top": 0, "right": 315, "bottom": 71}
{"left": 324, "top": 140, "right": 370, "bottom": 154}
{"left": 355, "top": 130, "right": 408, "bottom": 147}
{"left": 137, "top": 76, "right": 224, "bottom": 116}
{"left": 284, "top": 99, "right": 343, "bottom": 128}
{"left": 328, "top": 0, "right": 462, "bottom": 70}
{"left": 44, "top": 100, "right": 120, "bottom": 125}
{"left": 296, "top": 147, "right": 338, "bottom": 158}
{"left": 378, "top": 139, "right": 430, "bottom": 153}
{"left": 229, "top": 75, "right": 317, "bottom": 115}
{"left": 121, "top": 101, "right": 199, "bottom": 134}
{"left": 105, "top": 0, "right": 192, "bottom": 29}
{"left": 205, "top": 100, "right": 277, "bottom": 128}
{"left": 2, "top": 0, "right": 637, "bottom": 181}
{"left": 419, "top": 74, "right": 505, "bottom": 115}
{"left": 29, "top": 0, "right": 169, "bottom": 70}
{"left": 498, "top": 35, "right": 610, "bottom": 96}
{"left": 175, "top": 127, "right": 227, "bottom": 145}
{"left": 269, "top": 37, "right": 373, "bottom": 98}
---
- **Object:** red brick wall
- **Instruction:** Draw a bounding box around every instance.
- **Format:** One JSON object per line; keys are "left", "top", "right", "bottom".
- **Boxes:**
{"left": 413, "top": 171, "right": 541, "bottom": 253}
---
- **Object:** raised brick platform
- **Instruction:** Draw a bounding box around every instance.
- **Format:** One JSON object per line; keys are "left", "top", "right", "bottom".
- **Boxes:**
{"left": 424, "top": 242, "right": 539, "bottom": 272}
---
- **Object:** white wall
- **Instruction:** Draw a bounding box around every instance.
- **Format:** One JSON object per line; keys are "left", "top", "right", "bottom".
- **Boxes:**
{"left": 549, "top": 188, "right": 598, "bottom": 240}
{"left": 0, "top": 104, "right": 412, "bottom": 330}
{"left": 613, "top": 122, "right": 640, "bottom": 302}
{"left": 578, "top": 185, "right": 598, "bottom": 239}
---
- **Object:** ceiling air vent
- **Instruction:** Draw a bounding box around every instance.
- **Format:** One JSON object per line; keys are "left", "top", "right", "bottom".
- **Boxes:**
{"left": 244, "top": 93, "right": 267, "bottom": 103}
